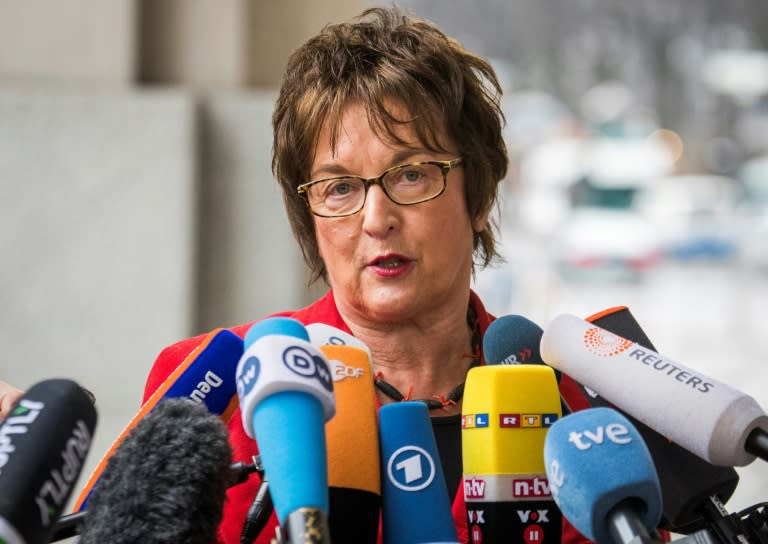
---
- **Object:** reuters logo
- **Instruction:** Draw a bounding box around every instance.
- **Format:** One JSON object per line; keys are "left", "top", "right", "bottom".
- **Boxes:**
{"left": 583, "top": 327, "right": 633, "bottom": 357}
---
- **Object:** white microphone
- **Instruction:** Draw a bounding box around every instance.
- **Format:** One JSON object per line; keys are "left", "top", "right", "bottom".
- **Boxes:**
{"left": 540, "top": 313, "right": 768, "bottom": 467}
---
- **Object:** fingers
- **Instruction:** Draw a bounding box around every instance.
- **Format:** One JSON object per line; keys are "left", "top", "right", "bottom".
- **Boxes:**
{"left": 0, "top": 381, "right": 24, "bottom": 420}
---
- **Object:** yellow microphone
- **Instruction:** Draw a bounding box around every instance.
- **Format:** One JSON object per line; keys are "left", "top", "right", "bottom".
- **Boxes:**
{"left": 319, "top": 344, "right": 381, "bottom": 543}
{"left": 462, "top": 365, "right": 563, "bottom": 544}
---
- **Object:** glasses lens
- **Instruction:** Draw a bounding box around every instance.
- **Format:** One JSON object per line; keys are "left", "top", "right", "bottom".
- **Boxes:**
{"left": 306, "top": 177, "right": 365, "bottom": 216}
{"left": 383, "top": 163, "right": 445, "bottom": 204}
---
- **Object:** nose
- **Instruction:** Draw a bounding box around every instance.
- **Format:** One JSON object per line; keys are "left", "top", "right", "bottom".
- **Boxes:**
{"left": 361, "top": 183, "right": 399, "bottom": 236}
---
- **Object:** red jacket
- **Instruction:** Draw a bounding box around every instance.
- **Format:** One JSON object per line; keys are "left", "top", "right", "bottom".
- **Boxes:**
{"left": 143, "top": 290, "right": 594, "bottom": 544}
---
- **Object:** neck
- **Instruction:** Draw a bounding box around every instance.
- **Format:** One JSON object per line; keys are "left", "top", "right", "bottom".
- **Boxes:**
{"left": 340, "top": 294, "right": 479, "bottom": 415}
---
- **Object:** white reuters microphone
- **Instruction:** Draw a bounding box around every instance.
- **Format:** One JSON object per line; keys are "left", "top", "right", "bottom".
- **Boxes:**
{"left": 541, "top": 314, "right": 768, "bottom": 467}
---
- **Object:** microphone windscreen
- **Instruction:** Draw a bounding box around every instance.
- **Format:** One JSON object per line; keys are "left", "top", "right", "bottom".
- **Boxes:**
{"left": 586, "top": 306, "right": 739, "bottom": 531}
{"left": 379, "top": 402, "right": 458, "bottom": 544}
{"left": 544, "top": 407, "right": 662, "bottom": 544}
{"left": 462, "top": 365, "right": 563, "bottom": 544}
{"left": 78, "top": 398, "right": 231, "bottom": 544}
{"left": 541, "top": 313, "right": 768, "bottom": 466}
{"left": 483, "top": 315, "right": 544, "bottom": 365}
{"left": 75, "top": 328, "right": 243, "bottom": 511}
{"left": 236, "top": 317, "right": 334, "bottom": 522}
{"left": 320, "top": 344, "right": 380, "bottom": 543}
{"left": 0, "top": 379, "right": 96, "bottom": 544}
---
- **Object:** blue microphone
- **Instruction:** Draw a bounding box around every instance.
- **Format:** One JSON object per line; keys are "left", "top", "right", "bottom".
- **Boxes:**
{"left": 236, "top": 317, "right": 335, "bottom": 544}
{"left": 379, "top": 401, "right": 458, "bottom": 544}
{"left": 544, "top": 407, "right": 662, "bottom": 544}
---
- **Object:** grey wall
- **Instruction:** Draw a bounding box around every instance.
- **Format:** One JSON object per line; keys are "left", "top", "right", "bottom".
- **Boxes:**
{"left": 0, "top": 0, "right": 363, "bottom": 519}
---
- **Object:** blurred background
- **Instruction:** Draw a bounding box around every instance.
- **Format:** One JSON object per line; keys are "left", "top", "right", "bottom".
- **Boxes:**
{"left": 1, "top": 0, "right": 767, "bottom": 525}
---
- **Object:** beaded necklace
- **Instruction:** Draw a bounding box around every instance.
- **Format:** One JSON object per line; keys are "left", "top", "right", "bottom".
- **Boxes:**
{"left": 373, "top": 304, "right": 481, "bottom": 410}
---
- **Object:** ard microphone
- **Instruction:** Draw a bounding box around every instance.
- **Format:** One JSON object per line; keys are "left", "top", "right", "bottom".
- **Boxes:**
{"left": 585, "top": 306, "right": 739, "bottom": 532}
{"left": 544, "top": 407, "right": 662, "bottom": 544}
{"left": 75, "top": 328, "right": 243, "bottom": 511}
{"left": 462, "top": 365, "right": 563, "bottom": 544}
{"left": 77, "top": 398, "right": 231, "bottom": 544}
{"left": 541, "top": 314, "right": 768, "bottom": 467}
{"left": 0, "top": 379, "right": 96, "bottom": 544}
{"left": 236, "top": 317, "right": 334, "bottom": 544}
{"left": 379, "top": 401, "right": 458, "bottom": 544}
{"left": 320, "top": 344, "right": 380, "bottom": 543}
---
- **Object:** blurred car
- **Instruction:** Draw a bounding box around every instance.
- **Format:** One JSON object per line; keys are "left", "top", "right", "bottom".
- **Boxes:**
{"left": 551, "top": 137, "right": 671, "bottom": 282}
{"left": 552, "top": 205, "right": 663, "bottom": 282}
{"left": 635, "top": 175, "right": 742, "bottom": 262}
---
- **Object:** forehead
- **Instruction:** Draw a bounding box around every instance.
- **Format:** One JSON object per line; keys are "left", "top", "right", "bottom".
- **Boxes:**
{"left": 314, "top": 100, "right": 452, "bottom": 160}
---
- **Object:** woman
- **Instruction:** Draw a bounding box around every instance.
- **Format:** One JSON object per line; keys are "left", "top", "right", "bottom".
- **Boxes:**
{"left": 146, "top": 7, "right": 593, "bottom": 543}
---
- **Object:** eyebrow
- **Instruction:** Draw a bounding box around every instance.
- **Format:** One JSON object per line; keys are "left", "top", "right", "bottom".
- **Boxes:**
{"left": 310, "top": 148, "right": 434, "bottom": 180}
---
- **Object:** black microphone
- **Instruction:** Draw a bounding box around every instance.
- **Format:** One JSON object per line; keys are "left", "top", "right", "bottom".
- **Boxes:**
{"left": 77, "top": 398, "right": 232, "bottom": 544}
{"left": 0, "top": 378, "right": 97, "bottom": 544}
{"left": 581, "top": 306, "right": 741, "bottom": 533}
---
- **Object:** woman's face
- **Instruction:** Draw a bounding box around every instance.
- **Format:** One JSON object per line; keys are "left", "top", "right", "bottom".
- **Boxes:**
{"left": 310, "top": 103, "right": 488, "bottom": 324}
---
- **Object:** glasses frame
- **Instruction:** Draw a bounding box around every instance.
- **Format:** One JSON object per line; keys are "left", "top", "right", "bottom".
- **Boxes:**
{"left": 297, "top": 157, "right": 463, "bottom": 218}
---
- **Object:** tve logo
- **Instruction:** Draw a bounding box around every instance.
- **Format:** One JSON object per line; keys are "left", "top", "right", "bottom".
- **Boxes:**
{"left": 282, "top": 346, "right": 333, "bottom": 392}
{"left": 567, "top": 423, "right": 632, "bottom": 450}
{"left": 462, "top": 413, "right": 489, "bottom": 429}
{"left": 386, "top": 445, "right": 435, "bottom": 492}
{"left": 464, "top": 477, "right": 487, "bottom": 499}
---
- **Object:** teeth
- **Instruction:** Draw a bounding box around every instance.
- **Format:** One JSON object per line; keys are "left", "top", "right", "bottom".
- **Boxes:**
{"left": 377, "top": 258, "right": 402, "bottom": 268}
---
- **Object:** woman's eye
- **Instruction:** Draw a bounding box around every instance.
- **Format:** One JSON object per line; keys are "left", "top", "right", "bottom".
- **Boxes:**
{"left": 325, "top": 179, "right": 359, "bottom": 198}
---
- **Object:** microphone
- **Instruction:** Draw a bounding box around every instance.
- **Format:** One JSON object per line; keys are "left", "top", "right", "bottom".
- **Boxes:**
{"left": 483, "top": 314, "right": 570, "bottom": 414}
{"left": 540, "top": 313, "right": 768, "bottom": 467}
{"left": 320, "top": 344, "right": 381, "bottom": 543}
{"left": 543, "top": 406, "right": 662, "bottom": 544}
{"left": 0, "top": 379, "right": 97, "bottom": 544}
{"left": 462, "top": 364, "right": 563, "bottom": 544}
{"left": 584, "top": 306, "right": 740, "bottom": 532}
{"left": 379, "top": 401, "right": 459, "bottom": 544}
{"left": 236, "top": 317, "right": 335, "bottom": 544}
{"left": 77, "top": 397, "right": 232, "bottom": 544}
{"left": 74, "top": 327, "right": 243, "bottom": 511}
{"left": 483, "top": 314, "right": 545, "bottom": 366}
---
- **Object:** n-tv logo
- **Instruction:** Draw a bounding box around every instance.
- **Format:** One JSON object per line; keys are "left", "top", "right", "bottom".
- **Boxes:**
{"left": 386, "top": 446, "right": 436, "bottom": 492}
{"left": 464, "top": 477, "right": 486, "bottom": 499}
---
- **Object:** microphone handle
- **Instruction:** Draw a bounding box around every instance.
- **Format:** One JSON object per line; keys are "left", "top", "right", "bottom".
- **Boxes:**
{"left": 745, "top": 428, "right": 768, "bottom": 463}
{"left": 701, "top": 495, "right": 751, "bottom": 544}
{"left": 241, "top": 479, "right": 274, "bottom": 544}
{"left": 465, "top": 500, "right": 563, "bottom": 544}
{"left": 282, "top": 508, "right": 331, "bottom": 544}
{"left": 607, "top": 499, "right": 661, "bottom": 544}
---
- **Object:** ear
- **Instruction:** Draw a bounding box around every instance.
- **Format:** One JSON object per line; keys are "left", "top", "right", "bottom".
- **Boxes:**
{"left": 472, "top": 204, "right": 492, "bottom": 233}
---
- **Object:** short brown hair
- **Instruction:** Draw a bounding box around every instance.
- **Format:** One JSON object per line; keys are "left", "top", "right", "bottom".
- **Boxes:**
{"left": 272, "top": 6, "right": 508, "bottom": 284}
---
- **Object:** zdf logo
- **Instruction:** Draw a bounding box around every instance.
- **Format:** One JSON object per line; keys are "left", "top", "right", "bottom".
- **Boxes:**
{"left": 329, "top": 360, "right": 365, "bottom": 382}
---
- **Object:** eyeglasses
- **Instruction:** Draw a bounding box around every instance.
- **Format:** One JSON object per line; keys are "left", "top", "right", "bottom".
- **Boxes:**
{"left": 297, "top": 158, "right": 463, "bottom": 218}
